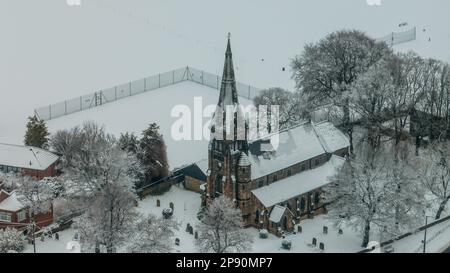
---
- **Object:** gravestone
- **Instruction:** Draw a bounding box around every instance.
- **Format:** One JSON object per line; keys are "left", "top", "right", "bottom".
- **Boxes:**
{"left": 54, "top": 233, "right": 59, "bottom": 241}
{"left": 186, "top": 223, "right": 191, "bottom": 233}
{"left": 323, "top": 226, "right": 328, "bottom": 235}
{"left": 189, "top": 226, "right": 194, "bottom": 235}
{"left": 169, "top": 202, "right": 174, "bottom": 211}
{"left": 194, "top": 231, "right": 198, "bottom": 240}
{"left": 156, "top": 199, "right": 160, "bottom": 207}
{"left": 312, "top": 237, "right": 317, "bottom": 246}
{"left": 297, "top": 226, "right": 302, "bottom": 233}
{"left": 175, "top": 238, "right": 180, "bottom": 246}
{"left": 319, "top": 242, "right": 325, "bottom": 251}
{"left": 338, "top": 229, "right": 343, "bottom": 235}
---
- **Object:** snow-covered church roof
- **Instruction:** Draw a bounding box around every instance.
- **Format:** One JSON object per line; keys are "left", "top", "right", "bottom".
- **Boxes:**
{"left": 251, "top": 155, "right": 345, "bottom": 208}
{"left": 247, "top": 121, "right": 349, "bottom": 180}
{"left": 269, "top": 205, "right": 286, "bottom": 223}
{"left": 0, "top": 143, "right": 59, "bottom": 171}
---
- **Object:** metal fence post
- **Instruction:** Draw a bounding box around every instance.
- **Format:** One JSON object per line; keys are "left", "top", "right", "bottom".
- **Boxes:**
{"left": 115, "top": 86, "right": 117, "bottom": 100}
{"left": 217, "top": 75, "right": 219, "bottom": 90}
{"left": 159, "top": 74, "right": 161, "bottom": 88}
{"left": 201, "top": 70, "right": 204, "bottom": 85}
{"left": 144, "top": 77, "right": 147, "bottom": 91}
{"left": 65, "top": 100, "right": 67, "bottom": 115}
{"left": 80, "top": 96, "right": 82, "bottom": 111}
{"left": 129, "top": 82, "right": 132, "bottom": 96}
{"left": 172, "top": 70, "right": 175, "bottom": 84}
{"left": 49, "top": 105, "right": 52, "bottom": 120}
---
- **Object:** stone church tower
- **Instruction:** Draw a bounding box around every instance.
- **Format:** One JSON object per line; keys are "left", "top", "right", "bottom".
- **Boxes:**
{"left": 206, "top": 34, "right": 253, "bottom": 224}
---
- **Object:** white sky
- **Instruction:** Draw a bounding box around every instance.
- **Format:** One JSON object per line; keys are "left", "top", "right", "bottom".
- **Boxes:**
{"left": 1, "top": 0, "right": 449, "bottom": 144}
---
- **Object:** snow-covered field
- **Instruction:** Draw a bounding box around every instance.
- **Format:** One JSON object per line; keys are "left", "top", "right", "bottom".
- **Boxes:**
{"left": 1, "top": 0, "right": 450, "bottom": 145}
{"left": 46, "top": 81, "right": 252, "bottom": 169}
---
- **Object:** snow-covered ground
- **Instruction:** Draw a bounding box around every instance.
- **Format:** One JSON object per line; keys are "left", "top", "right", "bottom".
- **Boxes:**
{"left": 1, "top": 0, "right": 450, "bottom": 145}
{"left": 23, "top": 185, "right": 450, "bottom": 253}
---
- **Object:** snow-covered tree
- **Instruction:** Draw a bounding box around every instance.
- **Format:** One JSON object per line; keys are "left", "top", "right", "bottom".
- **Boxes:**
{"left": 325, "top": 145, "right": 423, "bottom": 246}
{"left": 57, "top": 122, "right": 141, "bottom": 198}
{"left": 138, "top": 123, "right": 169, "bottom": 185}
{"left": 127, "top": 214, "right": 178, "bottom": 253}
{"left": 0, "top": 228, "right": 25, "bottom": 253}
{"left": 50, "top": 125, "right": 84, "bottom": 169}
{"left": 291, "top": 30, "right": 392, "bottom": 152}
{"left": 253, "top": 88, "right": 302, "bottom": 130}
{"left": 14, "top": 175, "right": 54, "bottom": 253}
{"left": 351, "top": 59, "right": 394, "bottom": 149}
{"left": 119, "top": 132, "right": 139, "bottom": 154}
{"left": 196, "top": 196, "right": 253, "bottom": 253}
{"left": 417, "top": 141, "right": 450, "bottom": 220}
{"left": 75, "top": 183, "right": 138, "bottom": 253}
{"left": 24, "top": 114, "right": 50, "bottom": 149}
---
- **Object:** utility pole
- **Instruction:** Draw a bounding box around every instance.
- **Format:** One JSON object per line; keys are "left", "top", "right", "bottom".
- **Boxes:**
{"left": 423, "top": 215, "right": 429, "bottom": 253}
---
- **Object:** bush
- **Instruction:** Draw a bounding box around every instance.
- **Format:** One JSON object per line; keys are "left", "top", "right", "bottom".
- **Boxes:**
{"left": 259, "top": 229, "right": 269, "bottom": 239}
{"left": 0, "top": 228, "right": 25, "bottom": 253}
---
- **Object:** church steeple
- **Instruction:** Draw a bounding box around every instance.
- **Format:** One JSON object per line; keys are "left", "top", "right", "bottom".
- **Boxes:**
{"left": 218, "top": 33, "right": 239, "bottom": 107}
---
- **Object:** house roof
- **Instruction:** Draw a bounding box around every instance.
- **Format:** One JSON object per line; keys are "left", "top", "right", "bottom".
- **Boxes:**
{"left": 269, "top": 205, "right": 286, "bottom": 223}
{"left": 0, "top": 191, "right": 25, "bottom": 212}
{"left": 251, "top": 155, "right": 345, "bottom": 208}
{"left": 247, "top": 121, "right": 348, "bottom": 180}
{"left": 0, "top": 143, "right": 59, "bottom": 171}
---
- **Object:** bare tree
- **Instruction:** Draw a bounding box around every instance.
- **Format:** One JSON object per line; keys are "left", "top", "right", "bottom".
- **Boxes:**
{"left": 196, "top": 196, "right": 253, "bottom": 253}
{"left": 14, "top": 175, "right": 54, "bottom": 253}
{"left": 417, "top": 141, "right": 450, "bottom": 220}
{"left": 127, "top": 214, "right": 178, "bottom": 253}
{"left": 325, "top": 145, "right": 423, "bottom": 247}
{"left": 253, "top": 88, "right": 302, "bottom": 130}
{"left": 291, "top": 30, "right": 392, "bottom": 153}
{"left": 75, "top": 183, "right": 138, "bottom": 253}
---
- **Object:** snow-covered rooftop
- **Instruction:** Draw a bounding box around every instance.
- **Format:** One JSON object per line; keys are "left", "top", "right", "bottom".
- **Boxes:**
{"left": 0, "top": 143, "right": 59, "bottom": 171}
{"left": 269, "top": 205, "right": 286, "bottom": 223}
{"left": 313, "top": 121, "right": 350, "bottom": 153}
{"left": 248, "top": 121, "right": 348, "bottom": 180}
{"left": 252, "top": 155, "right": 345, "bottom": 208}
{"left": 0, "top": 191, "right": 25, "bottom": 212}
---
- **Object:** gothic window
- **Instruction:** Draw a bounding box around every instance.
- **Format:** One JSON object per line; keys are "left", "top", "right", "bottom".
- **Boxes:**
{"left": 258, "top": 180, "right": 264, "bottom": 188}
{"left": 287, "top": 169, "right": 291, "bottom": 176}
{"left": 299, "top": 198, "right": 305, "bottom": 212}
{"left": 315, "top": 158, "right": 320, "bottom": 166}
{"left": 273, "top": 175, "right": 278, "bottom": 182}
{"left": 314, "top": 192, "right": 320, "bottom": 206}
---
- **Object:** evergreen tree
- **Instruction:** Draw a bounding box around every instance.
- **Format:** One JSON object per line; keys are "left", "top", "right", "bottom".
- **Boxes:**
{"left": 138, "top": 123, "right": 169, "bottom": 184}
{"left": 24, "top": 115, "right": 50, "bottom": 149}
{"left": 119, "top": 132, "right": 139, "bottom": 154}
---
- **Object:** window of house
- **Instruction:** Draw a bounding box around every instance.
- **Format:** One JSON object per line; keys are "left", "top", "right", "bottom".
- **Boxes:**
{"left": 0, "top": 212, "right": 12, "bottom": 222}
{"left": 17, "top": 210, "right": 26, "bottom": 222}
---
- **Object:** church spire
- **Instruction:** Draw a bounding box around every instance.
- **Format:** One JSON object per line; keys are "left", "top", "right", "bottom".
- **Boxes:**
{"left": 218, "top": 33, "right": 239, "bottom": 106}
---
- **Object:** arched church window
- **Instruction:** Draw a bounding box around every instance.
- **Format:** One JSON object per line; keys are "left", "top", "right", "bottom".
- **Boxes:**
{"left": 314, "top": 192, "right": 320, "bottom": 206}
{"left": 299, "top": 197, "right": 305, "bottom": 212}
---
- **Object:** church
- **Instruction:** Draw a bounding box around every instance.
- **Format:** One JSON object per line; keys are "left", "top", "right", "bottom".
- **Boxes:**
{"left": 201, "top": 35, "right": 350, "bottom": 237}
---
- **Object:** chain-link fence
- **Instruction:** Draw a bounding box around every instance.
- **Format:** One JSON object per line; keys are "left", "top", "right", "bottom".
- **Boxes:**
{"left": 375, "top": 27, "right": 416, "bottom": 46}
{"left": 35, "top": 66, "right": 261, "bottom": 121}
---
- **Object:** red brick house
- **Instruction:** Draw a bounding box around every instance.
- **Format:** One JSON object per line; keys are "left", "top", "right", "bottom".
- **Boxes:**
{"left": 0, "top": 143, "right": 59, "bottom": 180}
{"left": 0, "top": 190, "right": 54, "bottom": 230}
{"left": 0, "top": 143, "right": 58, "bottom": 230}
